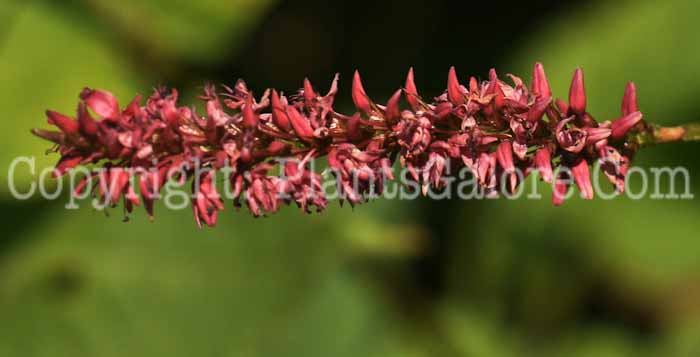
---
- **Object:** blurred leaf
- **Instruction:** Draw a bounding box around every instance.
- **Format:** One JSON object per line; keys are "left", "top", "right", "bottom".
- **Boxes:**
{"left": 0, "top": 201, "right": 404, "bottom": 357}
{"left": 438, "top": 303, "right": 518, "bottom": 357}
{"left": 85, "top": 0, "right": 276, "bottom": 66}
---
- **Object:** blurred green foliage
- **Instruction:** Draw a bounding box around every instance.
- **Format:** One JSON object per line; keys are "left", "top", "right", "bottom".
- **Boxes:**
{"left": 1, "top": 0, "right": 700, "bottom": 356}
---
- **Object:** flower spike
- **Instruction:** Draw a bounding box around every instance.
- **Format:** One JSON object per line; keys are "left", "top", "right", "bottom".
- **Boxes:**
{"left": 31, "top": 63, "right": 666, "bottom": 226}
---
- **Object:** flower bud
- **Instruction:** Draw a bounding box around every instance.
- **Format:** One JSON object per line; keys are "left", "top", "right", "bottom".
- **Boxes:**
{"left": 352, "top": 70, "right": 372, "bottom": 114}
{"left": 534, "top": 147, "right": 553, "bottom": 183}
{"left": 447, "top": 66, "right": 464, "bottom": 105}
{"left": 610, "top": 111, "right": 643, "bottom": 139}
{"left": 585, "top": 127, "right": 612, "bottom": 144}
{"left": 270, "top": 90, "right": 291, "bottom": 132}
{"left": 385, "top": 89, "right": 402, "bottom": 121}
{"left": 568, "top": 68, "right": 586, "bottom": 115}
{"left": 285, "top": 105, "right": 314, "bottom": 141}
{"left": 527, "top": 96, "right": 552, "bottom": 122}
{"left": 80, "top": 88, "right": 120, "bottom": 120}
{"left": 46, "top": 110, "right": 79, "bottom": 135}
{"left": 77, "top": 102, "right": 98, "bottom": 137}
{"left": 622, "top": 81, "right": 638, "bottom": 116}
{"left": 532, "top": 62, "right": 552, "bottom": 98}
{"left": 242, "top": 94, "right": 258, "bottom": 128}
{"left": 405, "top": 67, "right": 420, "bottom": 110}
{"left": 303, "top": 78, "right": 316, "bottom": 106}
{"left": 571, "top": 158, "right": 594, "bottom": 200}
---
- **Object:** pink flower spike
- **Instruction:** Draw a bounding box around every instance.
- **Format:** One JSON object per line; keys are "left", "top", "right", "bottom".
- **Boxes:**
{"left": 405, "top": 67, "right": 420, "bottom": 110}
{"left": 622, "top": 81, "right": 638, "bottom": 116}
{"left": 611, "top": 111, "right": 643, "bottom": 139}
{"left": 242, "top": 94, "right": 258, "bottom": 128}
{"left": 532, "top": 62, "right": 552, "bottom": 98}
{"left": 29, "top": 62, "right": 651, "bottom": 223}
{"left": 352, "top": 70, "right": 372, "bottom": 114}
{"left": 571, "top": 159, "right": 594, "bottom": 200}
{"left": 447, "top": 66, "right": 464, "bottom": 105}
{"left": 568, "top": 68, "right": 586, "bottom": 115}
{"left": 46, "top": 110, "right": 79, "bottom": 135}
{"left": 385, "top": 89, "right": 402, "bottom": 122}
{"left": 534, "top": 147, "right": 553, "bottom": 183}
{"left": 80, "top": 88, "right": 120, "bottom": 120}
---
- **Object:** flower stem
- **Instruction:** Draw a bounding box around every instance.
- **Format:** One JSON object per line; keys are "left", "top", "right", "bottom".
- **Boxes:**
{"left": 651, "top": 123, "right": 700, "bottom": 143}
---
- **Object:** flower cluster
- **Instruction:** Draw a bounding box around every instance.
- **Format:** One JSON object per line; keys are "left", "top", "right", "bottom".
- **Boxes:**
{"left": 32, "top": 63, "right": 645, "bottom": 227}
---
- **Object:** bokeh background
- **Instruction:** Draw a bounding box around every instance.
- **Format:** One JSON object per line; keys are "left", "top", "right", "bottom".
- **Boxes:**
{"left": 2, "top": 0, "right": 700, "bottom": 356}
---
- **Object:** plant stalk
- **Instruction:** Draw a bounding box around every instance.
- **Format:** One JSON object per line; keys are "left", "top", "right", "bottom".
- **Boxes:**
{"left": 652, "top": 123, "right": 700, "bottom": 144}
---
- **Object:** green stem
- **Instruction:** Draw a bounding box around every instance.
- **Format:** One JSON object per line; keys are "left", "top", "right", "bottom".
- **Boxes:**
{"left": 651, "top": 123, "right": 700, "bottom": 144}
